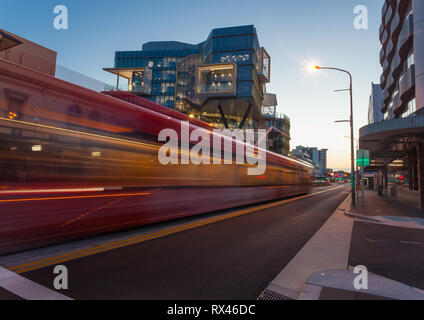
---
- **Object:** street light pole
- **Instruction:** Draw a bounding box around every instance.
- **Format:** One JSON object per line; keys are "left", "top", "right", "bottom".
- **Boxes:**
{"left": 345, "top": 136, "right": 360, "bottom": 206}
{"left": 315, "top": 66, "right": 356, "bottom": 207}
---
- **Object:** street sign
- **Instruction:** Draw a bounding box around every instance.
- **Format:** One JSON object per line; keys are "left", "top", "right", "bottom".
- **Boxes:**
{"left": 356, "top": 149, "right": 370, "bottom": 167}
{"left": 363, "top": 173, "right": 376, "bottom": 178}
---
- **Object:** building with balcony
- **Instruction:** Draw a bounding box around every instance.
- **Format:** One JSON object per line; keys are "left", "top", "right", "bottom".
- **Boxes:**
{"left": 104, "top": 25, "right": 290, "bottom": 155}
{"left": 260, "top": 93, "right": 290, "bottom": 155}
{"left": 368, "top": 82, "right": 384, "bottom": 124}
{"left": 359, "top": 0, "right": 424, "bottom": 209}
{"left": 379, "top": 0, "right": 423, "bottom": 119}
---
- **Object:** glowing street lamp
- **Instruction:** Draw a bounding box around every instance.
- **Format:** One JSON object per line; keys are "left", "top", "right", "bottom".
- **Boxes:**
{"left": 313, "top": 65, "right": 356, "bottom": 207}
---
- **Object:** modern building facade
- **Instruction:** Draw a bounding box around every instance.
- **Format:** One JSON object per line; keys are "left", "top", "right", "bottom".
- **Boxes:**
{"left": 104, "top": 25, "right": 291, "bottom": 155}
{"left": 319, "top": 148, "right": 328, "bottom": 176}
{"left": 291, "top": 146, "right": 327, "bottom": 178}
{"left": 260, "top": 93, "right": 291, "bottom": 155}
{"left": 379, "top": 0, "right": 423, "bottom": 118}
{"left": 368, "top": 82, "right": 384, "bottom": 124}
{"left": 360, "top": 0, "right": 424, "bottom": 208}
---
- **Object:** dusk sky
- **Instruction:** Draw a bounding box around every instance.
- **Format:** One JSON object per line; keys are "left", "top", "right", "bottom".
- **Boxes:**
{"left": 1, "top": 0, "right": 385, "bottom": 170}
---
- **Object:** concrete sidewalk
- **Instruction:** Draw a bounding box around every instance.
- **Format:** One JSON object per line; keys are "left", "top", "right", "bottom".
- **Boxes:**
{"left": 349, "top": 186, "right": 423, "bottom": 218}
{"left": 259, "top": 186, "right": 424, "bottom": 300}
{"left": 259, "top": 194, "right": 355, "bottom": 300}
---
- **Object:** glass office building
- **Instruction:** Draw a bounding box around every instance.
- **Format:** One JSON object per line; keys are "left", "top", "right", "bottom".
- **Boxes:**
{"left": 104, "top": 41, "right": 200, "bottom": 109}
{"left": 104, "top": 25, "right": 290, "bottom": 154}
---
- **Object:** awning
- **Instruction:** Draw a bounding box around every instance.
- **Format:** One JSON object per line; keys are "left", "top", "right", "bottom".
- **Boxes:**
{"left": 103, "top": 67, "right": 145, "bottom": 79}
{"left": 359, "top": 115, "right": 424, "bottom": 169}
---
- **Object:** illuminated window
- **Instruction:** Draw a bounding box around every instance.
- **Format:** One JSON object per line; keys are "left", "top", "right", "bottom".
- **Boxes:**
{"left": 196, "top": 64, "right": 235, "bottom": 95}
{"left": 5, "top": 89, "right": 28, "bottom": 121}
{"left": 131, "top": 71, "right": 145, "bottom": 91}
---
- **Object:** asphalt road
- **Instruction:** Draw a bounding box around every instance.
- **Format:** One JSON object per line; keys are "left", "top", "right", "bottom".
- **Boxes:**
{"left": 19, "top": 185, "right": 349, "bottom": 299}
{"left": 349, "top": 220, "right": 424, "bottom": 290}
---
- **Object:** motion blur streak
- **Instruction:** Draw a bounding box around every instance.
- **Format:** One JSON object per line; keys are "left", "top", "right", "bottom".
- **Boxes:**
{"left": 9, "top": 187, "right": 343, "bottom": 274}
{"left": 0, "top": 187, "right": 105, "bottom": 194}
{"left": 0, "top": 193, "right": 151, "bottom": 203}
{"left": 0, "top": 58, "right": 313, "bottom": 255}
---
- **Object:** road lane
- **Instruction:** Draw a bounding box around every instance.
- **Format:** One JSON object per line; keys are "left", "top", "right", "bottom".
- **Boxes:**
{"left": 0, "top": 185, "right": 314, "bottom": 255}
{"left": 14, "top": 185, "right": 350, "bottom": 299}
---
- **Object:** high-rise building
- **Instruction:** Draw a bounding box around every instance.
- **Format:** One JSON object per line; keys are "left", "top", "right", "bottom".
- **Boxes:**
{"left": 309, "top": 147, "right": 319, "bottom": 164}
{"left": 368, "top": 82, "right": 384, "bottom": 124}
{"left": 318, "top": 149, "right": 328, "bottom": 176}
{"left": 291, "top": 146, "right": 327, "bottom": 177}
{"left": 359, "top": 0, "right": 424, "bottom": 208}
{"left": 104, "top": 26, "right": 269, "bottom": 129}
{"left": 379, "top": 0, "right": 424, "bottom": 118}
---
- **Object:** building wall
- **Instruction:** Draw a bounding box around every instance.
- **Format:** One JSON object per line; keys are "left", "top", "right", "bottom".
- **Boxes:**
{"left": 379, "top": 0, "right": 422, "bottom": 119}
{"left": 107, "top": 25, "right": 291, "bottom": 154}
{"left": 262, "top": 114, "right": 290, "bottom": 155}
{"left": 0, "top": 29, "right": 56, "bottom": 76}
{"left": 114, "top": 47, "right": 196, "bottom": 108}
{"left": 368, "top": 82, "right": 384, "bottom": 124}
{"left": 413, "top": 0, "right": 424, "bottom": 112}
{"left": 291, "top": 146, "right": 327, "bottom": 177}
{"left": 319, "top": 149, "right": 328, "bottom": 175}
{"left": 110, "top": 26, "right": 264, "bottom": 113}
{"left": 200, "top": 26, "right": 263, "bottom": 108}
{"left": 310, "top": 147, "right": 319, "bottom": 164}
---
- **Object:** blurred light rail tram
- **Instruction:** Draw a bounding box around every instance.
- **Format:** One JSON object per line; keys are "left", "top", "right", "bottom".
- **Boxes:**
{"left": 0, "top": 59, "right": 312, "bottom": 255}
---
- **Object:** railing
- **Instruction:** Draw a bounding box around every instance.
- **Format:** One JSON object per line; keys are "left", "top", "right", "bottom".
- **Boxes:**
{"left": 197, "top": 83, "right": 233, "bottom": 94}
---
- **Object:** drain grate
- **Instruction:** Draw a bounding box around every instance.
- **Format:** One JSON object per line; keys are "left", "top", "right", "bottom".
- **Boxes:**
{"left": 258, "top": 289, "right": 293, "bottom": 300}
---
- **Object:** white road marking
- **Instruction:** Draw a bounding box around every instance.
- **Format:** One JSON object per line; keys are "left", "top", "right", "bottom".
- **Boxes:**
{"left": 0, "top": 266, "right": 72, "bottom": 300}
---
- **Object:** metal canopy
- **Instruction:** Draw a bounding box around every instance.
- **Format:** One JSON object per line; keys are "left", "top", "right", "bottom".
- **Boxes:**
{"left": 103, "top": 67, "right": 145, "bottom": 79}
{"left": 359, "top": 116, "right": 424, "bottom": 169}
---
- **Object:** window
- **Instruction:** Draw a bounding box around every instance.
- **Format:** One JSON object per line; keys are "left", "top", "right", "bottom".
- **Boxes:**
{"left": 7, "top": 99, "right": 23, "bottom": 120}
{"left": 256, "top": 48, "right": 271, "bottom": 83}
{"left": 403, "top": 98, "right": 416, "bottom": 117}
{"left": 196, "top": 64, "right": 235, "bottom": 95}
{"left": 5, "top": 89, "right": 28, "bottom": 120}
{"left": 131, "top": 71, "right": 145, "bottom": 91}
{"left": 407, "top": 52, "right": 415, "bottom": 69}
{"left": 384, "top": 110, "right": 389, "bottom": 120}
